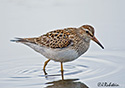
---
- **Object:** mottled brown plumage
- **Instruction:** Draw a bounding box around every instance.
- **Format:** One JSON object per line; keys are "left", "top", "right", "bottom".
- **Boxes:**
{"left": 21, "top": 28, "right": 76, "bottom": 49}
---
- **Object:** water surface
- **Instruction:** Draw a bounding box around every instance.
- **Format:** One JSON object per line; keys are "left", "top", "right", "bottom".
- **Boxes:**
{"left": 0, "top": 50, "right": 124, "bottom": 88}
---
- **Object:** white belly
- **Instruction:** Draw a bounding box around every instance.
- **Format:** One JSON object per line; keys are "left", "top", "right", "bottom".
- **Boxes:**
{"left": 24, "top": 43, "right": 79, "bottom": 62}
{"left": 41, "top": 47, "right": 79, "bottom": 62}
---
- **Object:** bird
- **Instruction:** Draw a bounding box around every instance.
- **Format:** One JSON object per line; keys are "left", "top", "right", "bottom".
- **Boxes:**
{"left": 11, "top": 25, "right": 104, "bottom": 76}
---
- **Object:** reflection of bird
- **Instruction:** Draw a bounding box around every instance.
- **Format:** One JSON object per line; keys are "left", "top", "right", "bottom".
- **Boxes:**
{"left": 11, "top": 25, "right": 104, "bottom": 77}
{"left": 45, "top": 79, "right": 88, "bottom": 88}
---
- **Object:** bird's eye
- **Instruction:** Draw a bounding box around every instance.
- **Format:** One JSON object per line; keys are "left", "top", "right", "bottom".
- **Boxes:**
{"left": 86, "top": 31, "right": 89, "bottom": 33}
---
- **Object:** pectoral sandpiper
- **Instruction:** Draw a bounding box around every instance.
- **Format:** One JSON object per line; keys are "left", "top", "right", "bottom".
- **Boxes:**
{"left": 11, "top": 25, "right": 104, "bottom": 77}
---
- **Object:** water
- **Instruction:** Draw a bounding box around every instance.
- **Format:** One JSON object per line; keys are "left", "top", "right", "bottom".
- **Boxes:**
{"left": 0, "top": 50, "right": 124, "bottom": 88}
{"left": 0, "top": 0, "right": 125, "bottom": 88}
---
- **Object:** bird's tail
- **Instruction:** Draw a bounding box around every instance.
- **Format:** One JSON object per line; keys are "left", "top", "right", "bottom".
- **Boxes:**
{"left": 10, "top": 37, "right": 27, "bottom": 43}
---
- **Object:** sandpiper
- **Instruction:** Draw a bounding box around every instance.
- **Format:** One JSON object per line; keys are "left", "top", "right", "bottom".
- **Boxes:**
{"left": 11, "top": 25, "right": 104, "bottom": 75}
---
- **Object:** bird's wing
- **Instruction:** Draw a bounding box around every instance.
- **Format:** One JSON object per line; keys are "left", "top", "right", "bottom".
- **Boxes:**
{"left": 35, "top": 29, "right": 73, "bottom": 48}
{"left": 11, "top": 28, "right": 76, "bottom": 49}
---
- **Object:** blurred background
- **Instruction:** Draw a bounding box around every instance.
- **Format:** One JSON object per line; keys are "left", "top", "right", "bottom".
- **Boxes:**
{"left": 0, "top": 0, "right": 125, "bottom": 59}
{"left": 0, "top": 0, "right": 125, "bottom": 88}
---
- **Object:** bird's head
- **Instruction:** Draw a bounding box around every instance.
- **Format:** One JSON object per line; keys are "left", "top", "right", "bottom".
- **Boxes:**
{"left": 79, "top": 25, "right": 104, "bottom": 49}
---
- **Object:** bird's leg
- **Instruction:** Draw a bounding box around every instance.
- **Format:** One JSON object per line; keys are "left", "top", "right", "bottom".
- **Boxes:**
{"left": 61, "top": 62, "right": 64, "bottom": 71}
{"left": 61, "top": 62, "right": 64, "bottom": 80}
{"left": 43, "top": 59, "right": 50, "bottom": 70}
{"left": 43, "top": 59, "right": 50, "bottom": 75}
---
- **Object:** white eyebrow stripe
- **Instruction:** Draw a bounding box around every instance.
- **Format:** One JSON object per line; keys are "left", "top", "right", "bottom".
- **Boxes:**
{"left": 84, "top": 28, "right": 89, "bottom": 31}
{"left": 81, "top": 27, "right": 89, "bottom": 31}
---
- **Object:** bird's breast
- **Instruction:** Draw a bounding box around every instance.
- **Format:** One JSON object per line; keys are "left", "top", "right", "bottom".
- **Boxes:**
{"left": 75, "top": 40, "right": 90, "bottom": 56}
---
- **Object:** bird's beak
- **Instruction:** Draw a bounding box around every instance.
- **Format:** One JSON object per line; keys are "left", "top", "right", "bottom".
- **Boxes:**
{"left": 92, "top": 36, "right": 104, "bottom": 49}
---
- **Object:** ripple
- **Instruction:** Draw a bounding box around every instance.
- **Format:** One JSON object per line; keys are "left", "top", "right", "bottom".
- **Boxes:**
{"left": 2, "top": 56, "right": 121, "bottom": 80}
{"left": 0, "top": 53, "right": 124, "bottom": 88}
{"left": 11, "top": 77, "right": 31, "bottom": 79}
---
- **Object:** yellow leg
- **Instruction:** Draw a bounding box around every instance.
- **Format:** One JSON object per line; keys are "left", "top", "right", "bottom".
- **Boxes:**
{"left": 61, "top": 62, "right": 64, "bottom": 71}
{"left": 61, "top": 62, "right": 64, "bottom": 80}
{"left": 43, "top": 59, "right": 50, "bottom": 70}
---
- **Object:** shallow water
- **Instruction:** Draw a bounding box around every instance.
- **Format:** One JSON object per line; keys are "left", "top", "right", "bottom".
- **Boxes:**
{"left": 0, "top": 50, "right": 125, "bottom": 88}
{"left": 0, "top": 0, "right": 125, "bottom": 88}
